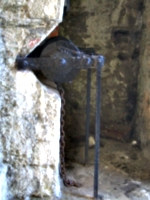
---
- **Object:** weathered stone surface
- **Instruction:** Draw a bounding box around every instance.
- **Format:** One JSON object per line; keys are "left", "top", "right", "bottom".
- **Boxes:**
{"left": 0, "top": 62, "right": 62, "bottom": 199}
{"left": 135, "top": 0, "right": 150, "bottom": 159}
{"left": 0, "top": 0, "right": 65, "bottom": 199}
{"left": 59, "top": 0, "right": 143, "bottom": 143}
{"left": 0, "top": 0, "right": 64, "bottom": 53}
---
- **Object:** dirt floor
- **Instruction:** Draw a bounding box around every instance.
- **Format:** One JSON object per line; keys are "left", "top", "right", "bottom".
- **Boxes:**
{"left": 61, "top": 138, "right": 150, "bottom": 200}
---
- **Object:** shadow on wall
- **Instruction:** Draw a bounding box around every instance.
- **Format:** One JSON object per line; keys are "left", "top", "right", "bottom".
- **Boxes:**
{"left": 59, "top": 0, "right": 142, "bottom": 143}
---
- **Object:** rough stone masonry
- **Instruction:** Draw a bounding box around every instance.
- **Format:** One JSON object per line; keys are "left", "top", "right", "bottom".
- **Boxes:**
{"left": 0, "top": 0, "right": 65, "bottom": 199}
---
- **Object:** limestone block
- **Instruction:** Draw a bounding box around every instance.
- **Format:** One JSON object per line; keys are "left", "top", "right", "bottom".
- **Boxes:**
{"left": 0, "top": 67, "right": 62, "bottom": 199}
{"left": 0, "top": 0, "right": 64, "bottom": 54}
{"left": 0, "top": 0, "right": 65, "bottom": 199}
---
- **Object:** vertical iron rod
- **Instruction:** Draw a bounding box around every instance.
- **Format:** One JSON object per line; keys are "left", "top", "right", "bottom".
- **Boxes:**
{"left": 85, "top": 68, "right": 91, "bottom": 165}
{"left": 94, "top": 56, "right": 104, "bottom": 199}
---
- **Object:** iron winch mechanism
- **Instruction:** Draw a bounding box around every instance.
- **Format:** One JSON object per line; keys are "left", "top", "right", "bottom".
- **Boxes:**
{"left": 15, "top": 36, "right": 104, "bottom": 199}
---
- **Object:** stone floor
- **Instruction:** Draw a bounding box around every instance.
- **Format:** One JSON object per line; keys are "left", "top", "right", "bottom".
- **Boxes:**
{"left": 61, "top": 138, "right": 150, "bottom": 200}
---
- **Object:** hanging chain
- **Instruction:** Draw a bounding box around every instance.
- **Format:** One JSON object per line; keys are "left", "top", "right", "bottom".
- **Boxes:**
{"left": 57, "top": 84, "right": 81, "bottom": 187}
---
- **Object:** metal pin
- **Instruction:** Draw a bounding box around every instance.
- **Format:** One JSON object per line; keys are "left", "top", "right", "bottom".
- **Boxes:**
{"left": 85, "top": 68, "right": 91, "bottom": 165}
{"left": 94, "top": 56, "right": 104, "bottom": 199}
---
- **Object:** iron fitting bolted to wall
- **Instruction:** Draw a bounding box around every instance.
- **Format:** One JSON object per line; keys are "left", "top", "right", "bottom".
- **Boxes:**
{"left": 15, "top": 36, "right": 105, "bottom": 199}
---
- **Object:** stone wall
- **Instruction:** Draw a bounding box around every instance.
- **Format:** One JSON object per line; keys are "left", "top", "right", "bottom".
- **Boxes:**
{"left": 0, "top": 0, "right": 64, "bottom": 199}
{"left": 59, "top": 0, "right": 143, "bottom": 143}
{"left": 135, "top": 0, "right": 150, "bottom": 159}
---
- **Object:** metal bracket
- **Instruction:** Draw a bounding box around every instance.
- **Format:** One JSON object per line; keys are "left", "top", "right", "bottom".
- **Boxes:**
{"left": 15, "top": 36, "right": 105, "bottom": 199}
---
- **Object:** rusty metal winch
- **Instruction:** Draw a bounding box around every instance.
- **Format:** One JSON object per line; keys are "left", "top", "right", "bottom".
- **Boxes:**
{"left": 15, "top": 36, "right": 104, "bottom": 199}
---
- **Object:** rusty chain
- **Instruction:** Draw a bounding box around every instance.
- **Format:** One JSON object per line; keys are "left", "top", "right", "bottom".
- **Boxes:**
{"left": 57, "top": 84, "right": 81, "bottom": 187}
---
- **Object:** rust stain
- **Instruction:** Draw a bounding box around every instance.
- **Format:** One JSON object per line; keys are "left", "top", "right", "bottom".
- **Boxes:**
{"left": 143, "top": 92, "right": 150, "bottom": 115}
{"left": 48, "top": 26, "right": 59, "bottom": 38}
{"left": 101, "top": 127, "right": 131, "bottom": 142}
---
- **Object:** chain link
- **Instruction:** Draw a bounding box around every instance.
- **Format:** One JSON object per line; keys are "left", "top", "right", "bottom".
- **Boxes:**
{"left": 57, "top": 84, "right": 81, "bottom": 187}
